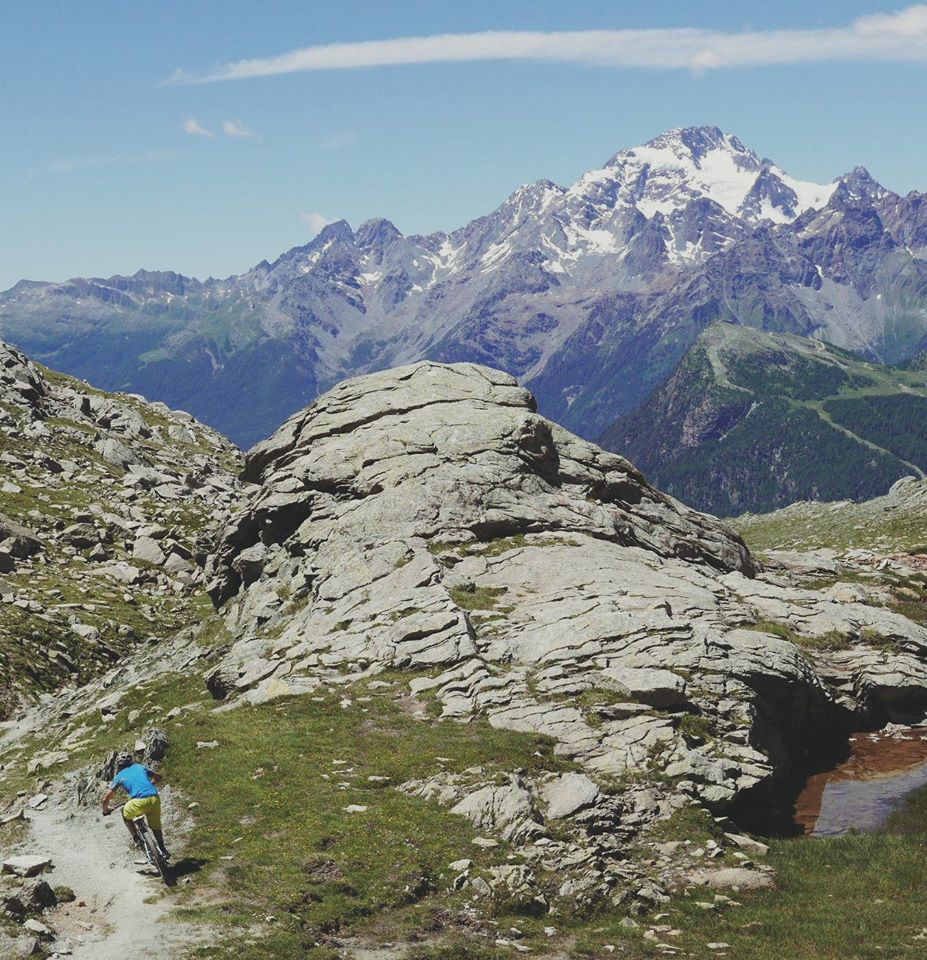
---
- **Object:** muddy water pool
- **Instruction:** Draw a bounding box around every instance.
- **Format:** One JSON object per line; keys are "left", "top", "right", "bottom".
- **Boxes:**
{"left": 794, "top": 726, "right": 927, "bottom": 836}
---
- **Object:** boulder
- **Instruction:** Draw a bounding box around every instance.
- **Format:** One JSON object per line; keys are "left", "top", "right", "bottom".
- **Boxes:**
{"left": 22, "top": 919, "right": 53, "bottom": 940}
{"left": 693, "top": 867, "right": 774, "bottom": 890}
{"left": 599, "top": 667, "right": 689, "bottom": 709}
{"left": 94, "top": 437, "right": 140, "bottom": 468}
{"left": 132, "top": 536, "right": 166, "bottom": 566}
{"left": 0, "top": 515, "right": 41, "bottom": 558}
{"left": 540, "top": 773, "right": 601, "bottom": 819}
{"left": 450, "top": 777, "right": 542, "bottom": 841}
{"left": 0, "top": 933, "right": 41, "bottom": 958}
{"left": 19, "top": 877, "right": 58, "bottom": 913}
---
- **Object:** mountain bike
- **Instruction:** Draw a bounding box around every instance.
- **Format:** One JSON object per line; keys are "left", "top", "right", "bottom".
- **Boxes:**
{"left": 107, "top": 804, "right": 172, "bottom": 886}
{"left": 131, "top": 814, "right": 172, "bottom": 885}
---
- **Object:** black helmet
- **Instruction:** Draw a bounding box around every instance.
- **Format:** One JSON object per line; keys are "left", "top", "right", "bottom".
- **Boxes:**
{"left": 115, "top": 752, "right": 134, "bottom": 771}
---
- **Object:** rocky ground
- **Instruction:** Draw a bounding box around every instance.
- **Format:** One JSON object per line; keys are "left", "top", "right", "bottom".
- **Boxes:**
{"left": 0, "top": 340, "right": 243, "bottom": 713}
{"left": 734, "top": 475, "right": 927, "bottom": 555}
{"left": 3, "top": 356, "right": 927, "bottom": 958}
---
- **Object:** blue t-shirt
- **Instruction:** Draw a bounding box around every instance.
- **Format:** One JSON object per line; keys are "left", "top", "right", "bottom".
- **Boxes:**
{"left": 111, "top": 763, "right": 159, "bottom": 799}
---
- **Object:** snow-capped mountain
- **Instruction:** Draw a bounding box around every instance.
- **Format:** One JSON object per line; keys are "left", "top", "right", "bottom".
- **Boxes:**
{"left": 2, "top": 125, "right": 926, "bottom": 448}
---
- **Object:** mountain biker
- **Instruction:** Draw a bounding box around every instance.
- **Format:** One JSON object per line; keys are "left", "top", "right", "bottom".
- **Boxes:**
{"left": 101, "top": 752, "right": 170, "bottom": 862}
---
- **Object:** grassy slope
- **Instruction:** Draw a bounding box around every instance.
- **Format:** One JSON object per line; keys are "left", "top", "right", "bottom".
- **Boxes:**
{"left": 9, "top": 542, "right": 927, "bottom": 940}
{"left": 4, "top": 624, "right": 927, "bottom": 960}
{"left": 733, "top": 490, "right": 927, "bottom": 555}
{"left": 573, "top": 827, "right": 927, "bottom": 959}
{"left": 0, "top": 652, "right": 577, "bottom": 959}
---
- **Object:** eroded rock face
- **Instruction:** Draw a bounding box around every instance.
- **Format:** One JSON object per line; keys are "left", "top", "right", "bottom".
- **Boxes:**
{"left": 209, "top": 360, "right": 755, "bottom": 601}
{"left": 202, "top": 360, "right": 927, "bottom": 907}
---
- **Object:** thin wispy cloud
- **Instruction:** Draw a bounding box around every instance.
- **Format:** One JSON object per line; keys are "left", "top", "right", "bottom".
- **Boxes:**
{"left": 183, "top": 117, "right": 214, "bottom": 137}
{"left": 321, "top": 131, "right": 358, "bottom": 150}
{"left": 300, "top": 211, "right": 334, "bottom": 234}
{"left": 165, "top": 5, "right": 927, "bottom": 83}
{"left": 222, "top": 118, "right": 258, "bottom": 138}
{"left": 50, "top": 150, "right": 174, "bottom": 174}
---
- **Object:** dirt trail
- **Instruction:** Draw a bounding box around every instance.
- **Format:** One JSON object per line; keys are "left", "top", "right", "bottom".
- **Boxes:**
{"left": 21, "top": 787, "right": 194, "bottom": 959}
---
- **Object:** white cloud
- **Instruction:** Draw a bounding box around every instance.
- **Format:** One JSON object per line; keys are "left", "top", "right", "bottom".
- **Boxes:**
{"left": 222, "top": 118, "right": 258, "bottom": 138}
{"left": 300, "top": 211, "right": 334, "bottom": 235}
{"left": 166, "top": 6, "right": 927, "bottom": 83}
{"left": 183, "top": 118, "right": 214, "bottom": 137}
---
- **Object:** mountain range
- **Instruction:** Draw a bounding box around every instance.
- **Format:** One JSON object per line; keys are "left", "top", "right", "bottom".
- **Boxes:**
{"left": 2, "top": 125, "right": 927, "bottom": 495}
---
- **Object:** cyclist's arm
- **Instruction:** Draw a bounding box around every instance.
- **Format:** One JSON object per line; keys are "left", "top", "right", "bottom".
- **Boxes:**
{"left": 101, "top": 786, "right": 119, "bottom": 816}
{"left": 146, "top": 768, "right": 163, "bottom": 786}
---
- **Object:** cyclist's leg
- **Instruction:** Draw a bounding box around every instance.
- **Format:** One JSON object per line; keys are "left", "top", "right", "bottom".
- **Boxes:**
{"left": 144, "top": 797, "right": 170, "bottom": 858}
{"left": 121, "top": 809, "right": 142, "bottom": 846}
{"left": 152, "top": 829, "right": 170, "bottom": 858}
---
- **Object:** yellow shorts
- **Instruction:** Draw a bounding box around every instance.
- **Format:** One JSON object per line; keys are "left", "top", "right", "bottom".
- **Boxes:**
{"left": 123, "top": 795, "right": 162, "bottom": 831}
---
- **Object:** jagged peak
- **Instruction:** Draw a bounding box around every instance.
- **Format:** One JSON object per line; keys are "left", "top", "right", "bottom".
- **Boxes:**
{"left": 355, "top": 217, "right": 403, "bottom": 248}
{"left": 834, "top": 165, "right": 887, "bottom": 195}
{"left": 491, "top": 179, "right": 566, "bottom": 222}
{"left": 509, "top": 178, "right": 562, "bottom": 199}
{"left": 640, "top": 125, "right": 753, "bottom": 163}
{"left": 605, "top": 125, "right": 759, "bottom": 172}
{"left": 266, "top": 219, "right": 357, "bottom": 271}
{"left": 314, "top": 219, "right": 355, "bottom": 243}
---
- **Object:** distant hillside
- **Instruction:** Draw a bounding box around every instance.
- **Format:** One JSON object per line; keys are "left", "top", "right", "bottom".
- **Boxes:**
{"left": 599, "top": 323, "right": 927, "bottom": 516}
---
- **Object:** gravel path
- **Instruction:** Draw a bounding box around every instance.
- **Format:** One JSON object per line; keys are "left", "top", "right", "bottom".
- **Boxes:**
{"left": 21, "top": 787, "right": 194, "bottom": 959}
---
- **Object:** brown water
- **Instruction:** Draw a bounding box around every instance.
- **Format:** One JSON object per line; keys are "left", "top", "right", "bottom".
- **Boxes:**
{"left": 794, "top": 727, "right": 927, "bottom": 837}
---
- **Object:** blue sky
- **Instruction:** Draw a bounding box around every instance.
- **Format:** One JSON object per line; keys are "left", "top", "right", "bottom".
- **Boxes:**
{"left": 2, "top": 1, "right": 927, "bottom": 288}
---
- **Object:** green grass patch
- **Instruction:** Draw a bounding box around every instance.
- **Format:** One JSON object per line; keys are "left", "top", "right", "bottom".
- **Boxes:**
{"left": 429, "top": 534, "right": 575, "bottom": 559}
{"left": 676, "top": 713, "right": 715, "bottom": 743}
{"left": 573, "top": 798, "right": 927, "bottom": 959}
{"left": 645, "top": 802, "right": 724, "bottom": 844}
{"left": 743, "top": 620, "right": 854, "bottom": 654}
{"left": 449, "top": 585, "right": 509, "bottom": 612}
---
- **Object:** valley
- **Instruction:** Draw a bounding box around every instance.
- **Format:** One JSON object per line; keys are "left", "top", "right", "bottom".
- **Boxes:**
{"left": 601, "top": 323, "right": 927, "bottom": 514}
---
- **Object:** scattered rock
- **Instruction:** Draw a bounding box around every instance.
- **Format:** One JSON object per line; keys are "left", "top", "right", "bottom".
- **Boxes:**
{"left": 724, "top": 832, "right": 770, "bottom": 856}
{"left": 693, "top": 867, "right": 774, "bottom": 891}
{"left": 2, "top": 856, "right": 52, "bottom": 879}
{"left": 540, "top": 773, "right": 601, "bottom": 819}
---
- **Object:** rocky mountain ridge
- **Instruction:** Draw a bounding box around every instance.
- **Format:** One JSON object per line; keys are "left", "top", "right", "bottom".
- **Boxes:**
{"left": 3, "top": 126, "right": 927, "bottom": 449}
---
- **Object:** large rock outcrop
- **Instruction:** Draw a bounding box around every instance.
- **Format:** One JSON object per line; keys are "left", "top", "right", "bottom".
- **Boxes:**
{"left": 5, "top": 357, "right": 927, "bottom": 925}
{"left": 206, "top": 361, "right": 927, "bottom": 781}
{"left": 201, "top": 361, "right": 927, "bottom": 907}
